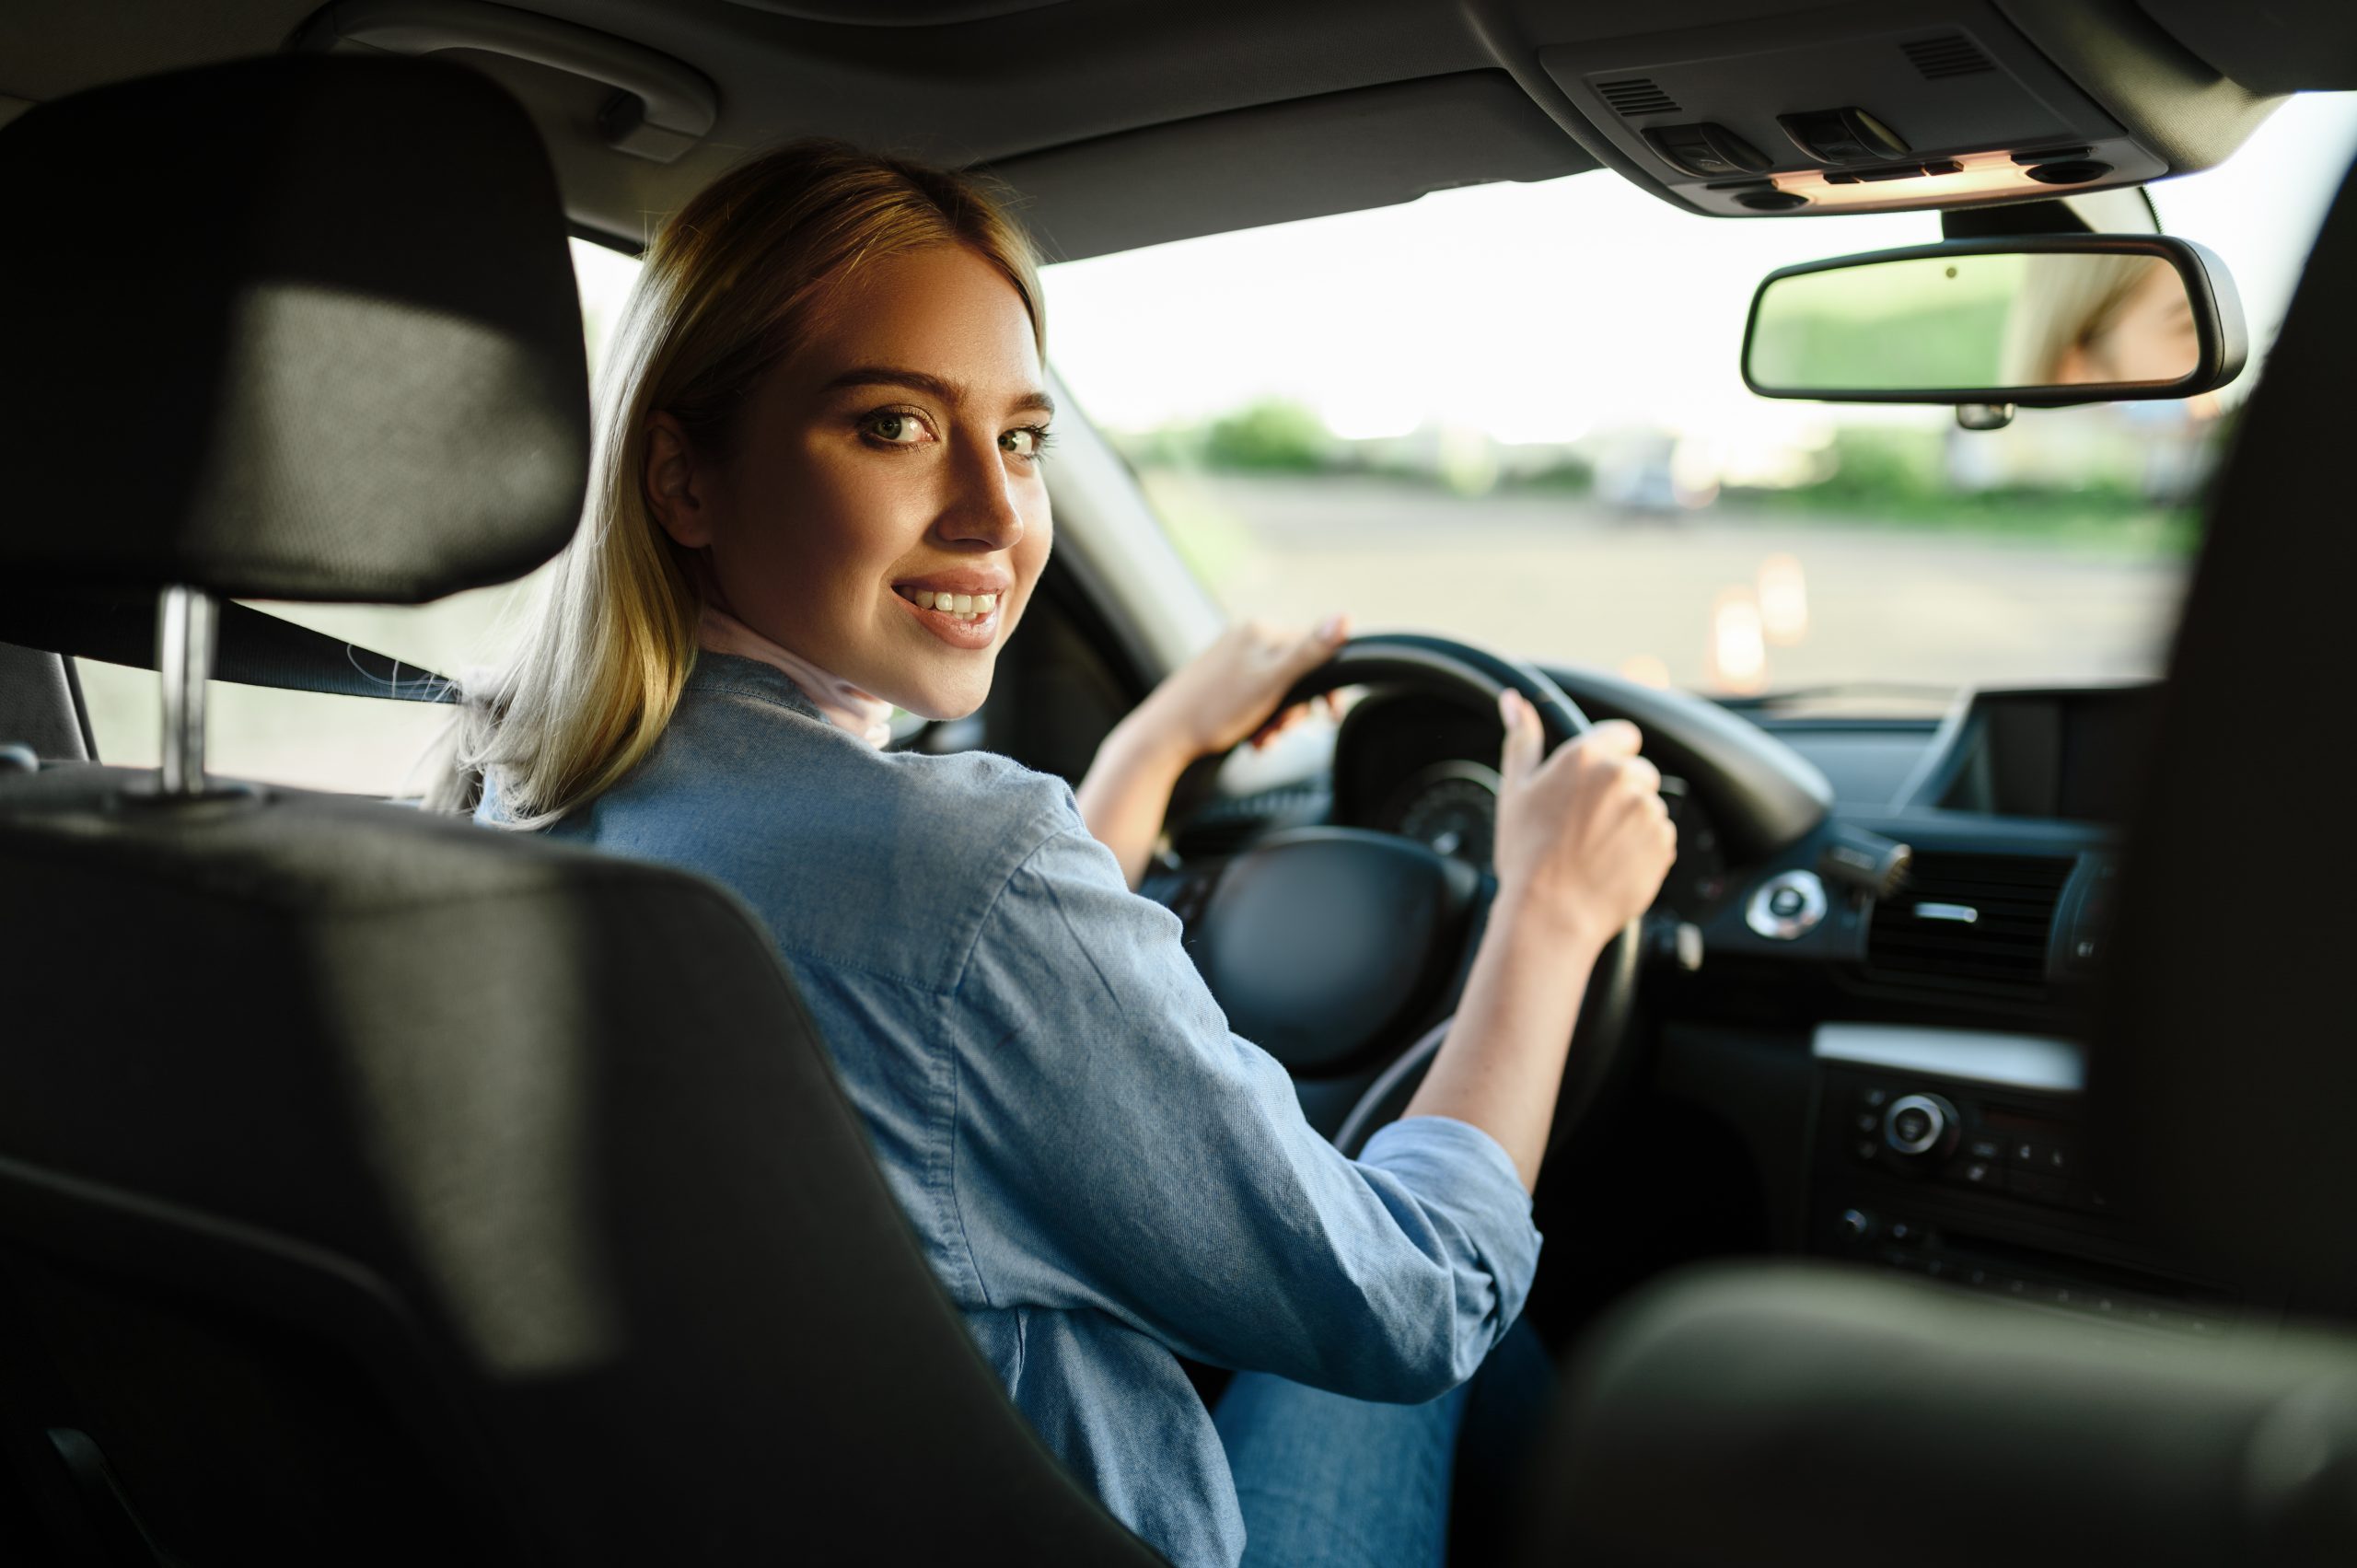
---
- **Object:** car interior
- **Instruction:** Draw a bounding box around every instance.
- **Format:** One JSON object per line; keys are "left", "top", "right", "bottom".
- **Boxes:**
{"left": 2, "top": 1, "right": 2355, "bottom": 1563}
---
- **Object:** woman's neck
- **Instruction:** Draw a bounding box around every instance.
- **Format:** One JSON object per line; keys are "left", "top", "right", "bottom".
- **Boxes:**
{"left": 696, "top": 604, "right": 893, "bottom": 749}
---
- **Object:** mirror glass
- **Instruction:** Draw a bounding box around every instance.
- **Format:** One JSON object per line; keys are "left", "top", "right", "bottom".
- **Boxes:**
{"left": 1747, "top": 252, "right": 2202, "bottom": 396}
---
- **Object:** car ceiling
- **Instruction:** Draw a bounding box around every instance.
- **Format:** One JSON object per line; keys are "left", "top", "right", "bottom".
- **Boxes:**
{"left": 3, "top": 0, "right": 2352, "bottom": 259}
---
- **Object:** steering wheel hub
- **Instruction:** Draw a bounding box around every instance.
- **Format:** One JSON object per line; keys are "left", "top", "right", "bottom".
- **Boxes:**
{"left": 1197, "top": 828, "right": 1480, "bottom": 1075}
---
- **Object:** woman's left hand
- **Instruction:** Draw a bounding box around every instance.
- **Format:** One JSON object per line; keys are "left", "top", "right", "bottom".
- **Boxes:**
{"left": 1133, "top": 613, "right": 1351, "bottom": 762}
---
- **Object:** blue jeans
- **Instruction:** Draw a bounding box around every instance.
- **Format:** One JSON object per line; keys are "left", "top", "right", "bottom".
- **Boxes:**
{"left": 1212, "top": 1319, "right": 1553, "bottom": 1568}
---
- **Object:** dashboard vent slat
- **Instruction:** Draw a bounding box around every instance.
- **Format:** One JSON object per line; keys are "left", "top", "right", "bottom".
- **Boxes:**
{"left": 1902, "top": 34, "right": 1996, "bottom": 80}
{"left": 1597, "top": 76, "right": 1680, "bottom": 117}
{"left": 1864, "top": 852, "right": 2073, "bottom": 999}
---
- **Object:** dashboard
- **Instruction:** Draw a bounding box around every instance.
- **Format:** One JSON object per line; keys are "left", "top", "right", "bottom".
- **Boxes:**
{"left": 1175, "top": 670, "right": 2273, "bottom": 1344}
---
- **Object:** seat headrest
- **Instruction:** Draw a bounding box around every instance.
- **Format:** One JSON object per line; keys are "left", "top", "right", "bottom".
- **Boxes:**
{"left": 2091, "top": 152, "right": 2357, "bottom": 1311}
{"left": 0, "top": 55, "right": 589, "bottom": 604}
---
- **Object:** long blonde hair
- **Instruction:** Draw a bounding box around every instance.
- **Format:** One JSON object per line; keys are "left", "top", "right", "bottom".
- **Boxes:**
{"left": 428, "top": 140, "right": 1043, "bottom": 827}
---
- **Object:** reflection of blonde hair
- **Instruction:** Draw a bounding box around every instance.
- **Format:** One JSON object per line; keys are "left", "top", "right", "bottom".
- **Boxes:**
{"left": 1998, "top": 253, "right": 2163, "bottom": 385}
{"left": 426, "top": 141, "right": 1043, "bottom": 826}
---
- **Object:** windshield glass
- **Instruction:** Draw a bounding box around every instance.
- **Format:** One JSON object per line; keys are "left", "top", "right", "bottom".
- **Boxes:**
{"left": 1043, "top": 93, "right": 2357, "bottom": 710}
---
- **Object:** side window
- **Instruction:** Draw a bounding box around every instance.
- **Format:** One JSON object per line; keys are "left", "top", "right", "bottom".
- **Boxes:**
{"left": 77, "top": 238, "right": 644, "bottom": 795}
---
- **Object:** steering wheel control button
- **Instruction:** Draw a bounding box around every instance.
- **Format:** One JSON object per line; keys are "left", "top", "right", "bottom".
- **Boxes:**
{"left": 1882, "top": 1092, "right": 1958, "bottom": 1160}
{"left": 1745, "top": 869, "right": 1828, "bottom": 940}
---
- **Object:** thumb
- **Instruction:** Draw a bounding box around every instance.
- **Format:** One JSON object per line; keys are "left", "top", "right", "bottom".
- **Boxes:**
{"left": 1295, "top": 611, "right": 1350, "bottom": 670}
{"left": 1497, "top": 689, "right": 1542, "bottom": 787}
{"left": 1578, "top": 718, "right": 1644, "bottom": 759}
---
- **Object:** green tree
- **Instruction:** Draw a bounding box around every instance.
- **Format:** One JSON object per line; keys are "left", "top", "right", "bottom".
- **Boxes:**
{"left": 1203, "top": 399, "right": 1329, "bottom": 472}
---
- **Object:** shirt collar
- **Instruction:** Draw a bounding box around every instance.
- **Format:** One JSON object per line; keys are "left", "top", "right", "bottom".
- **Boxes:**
{"left": 693, "top": 605, "right": 893, "bottom": 749}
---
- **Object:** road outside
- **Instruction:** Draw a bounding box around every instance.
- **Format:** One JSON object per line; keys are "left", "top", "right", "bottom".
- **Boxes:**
{"left": 1144, "top": 471, "right": 2191, "bottom": 703}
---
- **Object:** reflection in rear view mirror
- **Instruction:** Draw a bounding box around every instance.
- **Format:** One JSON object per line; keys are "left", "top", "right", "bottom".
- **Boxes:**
{"left": 1743, "top": 237, "right": 2245, "bottom": 406}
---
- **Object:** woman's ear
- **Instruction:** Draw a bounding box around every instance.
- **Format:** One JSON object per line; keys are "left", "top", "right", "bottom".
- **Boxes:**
{"left": 644, "top": 412, "right": 715, "bottom": 548}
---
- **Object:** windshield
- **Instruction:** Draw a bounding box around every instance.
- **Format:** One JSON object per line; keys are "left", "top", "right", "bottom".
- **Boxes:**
{"left": 1043, "top": 93, "right": 2357, "bottom": 710}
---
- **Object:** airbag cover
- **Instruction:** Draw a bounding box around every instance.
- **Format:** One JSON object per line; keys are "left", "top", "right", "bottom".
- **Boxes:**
{"left": 1196, "top": 829, "right": 1471, "bottom": 1074}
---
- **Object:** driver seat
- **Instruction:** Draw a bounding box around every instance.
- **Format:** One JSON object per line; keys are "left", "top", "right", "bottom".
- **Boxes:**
{"left": 0, "top": 56, "right": 1165, "bottom": 1567}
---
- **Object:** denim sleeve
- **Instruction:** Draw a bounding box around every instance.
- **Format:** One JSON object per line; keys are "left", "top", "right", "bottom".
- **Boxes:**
{"left": 947, "top": 819, "right": 1542, "bottom": 1404}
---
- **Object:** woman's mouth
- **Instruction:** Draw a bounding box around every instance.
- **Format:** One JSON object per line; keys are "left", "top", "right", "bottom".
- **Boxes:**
{"left": 892, "top": 583, "right": 1008, "bottom": 648}
{"left": 897, "top": 587, "right": 998, "bottom": 621}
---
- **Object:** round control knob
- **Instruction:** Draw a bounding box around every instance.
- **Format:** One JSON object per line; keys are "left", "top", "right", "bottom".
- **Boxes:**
{"left": 1883, "top": 1093, "right": 1958, "bottom": 1159}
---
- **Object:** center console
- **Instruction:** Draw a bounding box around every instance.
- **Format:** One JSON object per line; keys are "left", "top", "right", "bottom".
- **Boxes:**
{"left": 1806, "top": 1023, "right": 2242, "bottom": 1336}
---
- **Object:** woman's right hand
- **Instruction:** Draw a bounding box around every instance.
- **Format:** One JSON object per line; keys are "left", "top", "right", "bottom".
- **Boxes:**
{"left": 1489, "top": 690, "right": 1678, "bottom": 955}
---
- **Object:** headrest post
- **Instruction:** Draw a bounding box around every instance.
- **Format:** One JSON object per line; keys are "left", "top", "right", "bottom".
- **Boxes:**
{"left": 157, "top": 586, "right": 216, "bottom": 796}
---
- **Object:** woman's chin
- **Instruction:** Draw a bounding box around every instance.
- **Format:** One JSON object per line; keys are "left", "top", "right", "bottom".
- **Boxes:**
{"left": 885, "top": 668, "right": 992, "bottom": 725}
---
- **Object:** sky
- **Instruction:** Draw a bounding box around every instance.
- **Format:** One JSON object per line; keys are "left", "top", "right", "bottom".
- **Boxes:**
{"left": 1038, "top": 92, "right": 2357, "bottom": 446}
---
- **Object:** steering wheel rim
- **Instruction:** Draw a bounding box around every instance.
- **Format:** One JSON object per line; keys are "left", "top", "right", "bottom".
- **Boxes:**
{"left": 1273, "top": 632, "right": 1593, "bottom": 749}
{"left": 1186, "top": 633, "right": 1643, "bottom": 1166}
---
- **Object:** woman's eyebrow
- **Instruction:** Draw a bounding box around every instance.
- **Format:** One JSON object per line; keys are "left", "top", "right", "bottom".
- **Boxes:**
{"left": 822, "top": 365, "right": 1055, "bottom": 419}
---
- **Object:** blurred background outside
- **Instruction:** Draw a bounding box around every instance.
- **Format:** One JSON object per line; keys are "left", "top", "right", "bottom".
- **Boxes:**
{"left": 76, "top": 92, "right": 2357, "bottom": 790}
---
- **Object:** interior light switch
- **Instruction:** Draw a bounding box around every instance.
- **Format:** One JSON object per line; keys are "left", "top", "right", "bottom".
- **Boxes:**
{"left": 1642, "top": 122, "right": 1771, "bottom": 179}
{"left": 1777, "top": 107, "right": 1909, "bottom": 166}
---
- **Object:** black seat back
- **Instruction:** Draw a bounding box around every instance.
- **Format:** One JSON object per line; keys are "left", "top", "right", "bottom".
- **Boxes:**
{"left": 0, "top": 56, "right": 1161, "bottom": 1567}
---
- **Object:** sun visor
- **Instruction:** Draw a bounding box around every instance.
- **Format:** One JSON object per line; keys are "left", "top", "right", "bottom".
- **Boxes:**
{"left": 0, "top": 55, "right": 588, "bottom": 603}
{"left": 986, "top": 72, "right": 1596, "bottom": 263}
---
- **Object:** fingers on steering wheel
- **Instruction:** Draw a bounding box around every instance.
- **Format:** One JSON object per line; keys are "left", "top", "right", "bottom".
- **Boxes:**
{"left": 1497, "top": 689, "right": 1543, "bottom": 785}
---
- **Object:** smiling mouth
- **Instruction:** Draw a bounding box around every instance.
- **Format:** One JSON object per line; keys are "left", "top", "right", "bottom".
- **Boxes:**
{"left": 892, "top": 586, "right": 1000, "bottom": 621}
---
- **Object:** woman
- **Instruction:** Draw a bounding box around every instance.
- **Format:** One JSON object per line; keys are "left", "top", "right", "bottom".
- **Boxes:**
{"left": 437, "top": 141, "right": 1675, "bottom": 1568}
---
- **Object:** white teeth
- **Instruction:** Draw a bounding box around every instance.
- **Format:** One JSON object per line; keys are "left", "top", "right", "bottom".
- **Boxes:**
{"left": 900, "top": 587, "right": 1002, "bottom": 621}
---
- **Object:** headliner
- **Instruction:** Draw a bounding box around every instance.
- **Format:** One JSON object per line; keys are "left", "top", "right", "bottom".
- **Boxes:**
{"left": 0, "top": 0, "right": 2343, "bottom": 259}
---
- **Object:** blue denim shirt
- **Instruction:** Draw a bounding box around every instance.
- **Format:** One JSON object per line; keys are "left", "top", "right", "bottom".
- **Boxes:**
{"left": 482, "top": 654, "right": 1541, "bottom": 1568}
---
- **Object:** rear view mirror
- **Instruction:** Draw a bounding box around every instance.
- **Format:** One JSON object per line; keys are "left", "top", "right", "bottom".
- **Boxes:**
{"left": 1743, "top": 237, "right": 2246, "bottom": 406}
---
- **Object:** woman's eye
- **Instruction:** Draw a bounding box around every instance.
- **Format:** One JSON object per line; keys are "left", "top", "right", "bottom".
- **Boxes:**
{"left": 1002, "top": 425, "right": 1054, "bottom": 461}
{"left": 864, "top": 411, "right": 931, "bottom": 447}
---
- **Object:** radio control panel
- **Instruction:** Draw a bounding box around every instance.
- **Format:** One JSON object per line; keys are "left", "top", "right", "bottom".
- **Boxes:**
{"left": 1834, "top": 1077, "right": 2107, "bottom": 1216}
{"left": 1809, "top": 1062, "right": 2241, "bottom": 1336}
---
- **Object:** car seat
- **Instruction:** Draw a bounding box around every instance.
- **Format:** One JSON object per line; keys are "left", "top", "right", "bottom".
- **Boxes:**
{"left": 0, "top": 55, "right": 1167, "bottom": 1568}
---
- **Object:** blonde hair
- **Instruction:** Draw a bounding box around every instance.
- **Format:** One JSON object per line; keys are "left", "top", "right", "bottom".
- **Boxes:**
{"left": 1999, "top": 253, "right": 2166, "bottom": 387}
{"left": 427, "top": 140, "right": 1043, "bottom": 827}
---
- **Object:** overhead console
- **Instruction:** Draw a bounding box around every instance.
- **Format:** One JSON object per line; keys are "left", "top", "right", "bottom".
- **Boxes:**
{"left": 1531, "top": 0, "right": 2282, "bottom": 217}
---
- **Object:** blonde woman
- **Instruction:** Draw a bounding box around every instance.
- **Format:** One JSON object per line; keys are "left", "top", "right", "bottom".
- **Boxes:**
{"left": 2000, "top": 252, "right": 2200, "bottom": 387}
{"left": 439, "top": 141, "right": 1674, "bottom": 1568}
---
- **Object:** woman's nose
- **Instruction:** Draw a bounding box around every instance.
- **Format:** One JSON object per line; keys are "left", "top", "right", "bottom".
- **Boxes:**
{"left": 934, "top": 434, "right": 1027, "bottom": 550}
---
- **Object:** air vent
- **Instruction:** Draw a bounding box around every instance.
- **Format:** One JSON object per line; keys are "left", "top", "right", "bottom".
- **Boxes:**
{"left": 1864, "top": 852, "right": 2073, "bottom": 998}
{"left": 1902, "top": 34, "right": 1996, "bottom": 80}
{"left": 1597, "top": 77, "right": 1680, "bottom": 117}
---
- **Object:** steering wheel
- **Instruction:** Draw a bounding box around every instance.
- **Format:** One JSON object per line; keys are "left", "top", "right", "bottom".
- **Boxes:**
{"left": 1154, "top": 633, "right": 1643, "bottom": 1165}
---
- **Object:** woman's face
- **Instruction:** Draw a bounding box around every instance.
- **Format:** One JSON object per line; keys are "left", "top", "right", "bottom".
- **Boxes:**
{"left": 2058, "top": 260, "right": 2200, "bottom": 386}
{"left": 650, "top": 243, "right": 1053, "bottom": 721}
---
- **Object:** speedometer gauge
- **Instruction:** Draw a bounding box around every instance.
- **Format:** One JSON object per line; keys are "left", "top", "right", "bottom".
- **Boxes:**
{"left": 1383, "top": 761, "right": 1501, "bottom": 865}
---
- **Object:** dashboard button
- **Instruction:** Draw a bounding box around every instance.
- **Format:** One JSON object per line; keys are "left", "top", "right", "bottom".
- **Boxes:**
{"left": 1746, "top": 870, "right": 1828, "bottom": 939}
{"left": 1956, "top": 1158, "right": 2002, "bottom": 1190}
{"left": 1967, "top": 1136, "right": 2003, "bottom": 1162}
